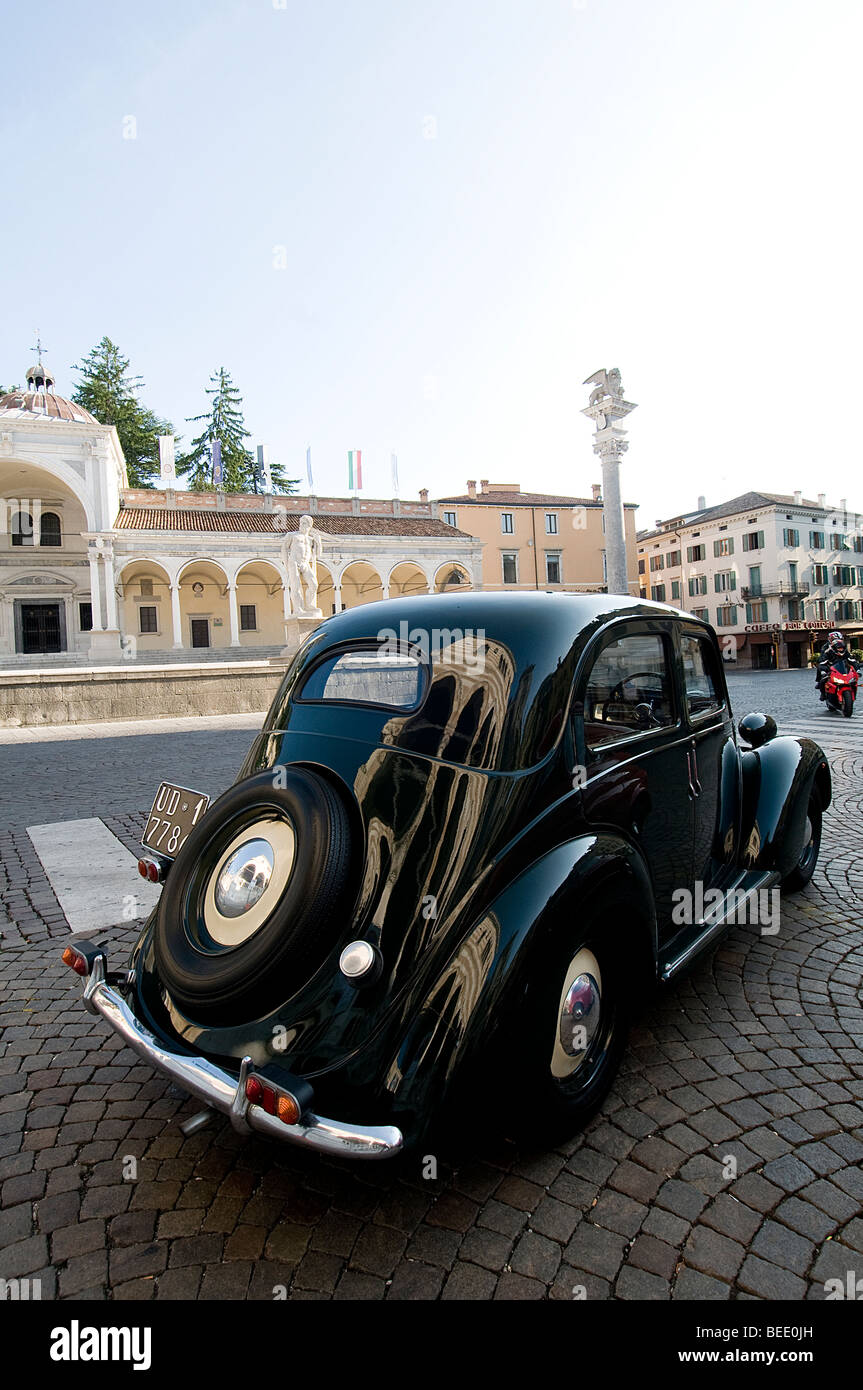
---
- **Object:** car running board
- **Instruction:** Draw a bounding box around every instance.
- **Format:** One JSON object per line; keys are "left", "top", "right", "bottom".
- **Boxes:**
{"left": 659, "top": 871, "right": 779, "bottom": 981}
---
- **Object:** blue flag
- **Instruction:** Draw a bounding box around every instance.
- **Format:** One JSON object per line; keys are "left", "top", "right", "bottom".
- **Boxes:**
{"left": 211, "top": 438, "right": 223, "bottom": 489}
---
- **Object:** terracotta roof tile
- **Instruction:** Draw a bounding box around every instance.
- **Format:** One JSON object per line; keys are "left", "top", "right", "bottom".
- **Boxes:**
{"left": 114, "top": 507, "right": 476, "bottom": 539}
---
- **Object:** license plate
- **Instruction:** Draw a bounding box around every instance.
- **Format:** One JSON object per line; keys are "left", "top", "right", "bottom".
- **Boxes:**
{"left": 142, "top": 783, "right": 210, "bottom": 860}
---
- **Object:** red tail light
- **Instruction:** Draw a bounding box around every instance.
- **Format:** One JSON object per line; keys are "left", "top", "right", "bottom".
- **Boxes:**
{"left": 244, "top": 1074, "right": 304, "bottom": 1126}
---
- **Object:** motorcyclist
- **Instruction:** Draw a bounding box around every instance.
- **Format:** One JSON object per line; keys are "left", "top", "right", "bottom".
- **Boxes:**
{"left": 815, "top": 630, "right": 856, "bottom": 699}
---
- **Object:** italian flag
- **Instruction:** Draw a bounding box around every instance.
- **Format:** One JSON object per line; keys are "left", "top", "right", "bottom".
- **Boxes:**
{"left": 348, "top": 449, "right": 363, "bottom": 491}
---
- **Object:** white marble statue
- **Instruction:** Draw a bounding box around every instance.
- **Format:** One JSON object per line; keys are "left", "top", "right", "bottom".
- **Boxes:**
{"left": 584, "top": 367, "right": 624, "bottom": 406}
{"left": 283, "top": 515, "right": 323, "bottom": 617}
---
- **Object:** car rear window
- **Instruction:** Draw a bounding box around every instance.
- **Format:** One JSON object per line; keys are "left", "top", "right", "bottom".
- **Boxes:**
{"left": 296, "top": 649, "right": 426, "bottom": 710}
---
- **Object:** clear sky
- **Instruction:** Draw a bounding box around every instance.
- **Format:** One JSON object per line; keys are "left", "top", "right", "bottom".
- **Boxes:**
{"left": 2, "top": 0, "right": 861, "bottom": 524}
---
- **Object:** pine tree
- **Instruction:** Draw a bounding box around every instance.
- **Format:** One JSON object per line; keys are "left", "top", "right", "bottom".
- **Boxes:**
{"left": 71, "top": 338, "right": 174, "bottom": 488}
{"left": 0, "top": 383, "right": 20, "bottom": 395}
{"left": 178, "top": 368, "right": 257, "bottom": 492}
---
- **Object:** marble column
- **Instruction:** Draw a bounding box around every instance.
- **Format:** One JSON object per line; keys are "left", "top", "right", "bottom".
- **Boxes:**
{"left": 170, "top": 583, "right": 183, "bottom": 648}
{"left": 227, "top": 581, "right": 241, "bottom": 647}
{"left": 88, "top": 555, "right": 105, "bottom": 630}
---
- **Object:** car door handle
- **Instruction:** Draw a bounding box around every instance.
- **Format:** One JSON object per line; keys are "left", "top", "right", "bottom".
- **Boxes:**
{"left": 686, "top": 748, "right": 702, "bottom": 798}
{"left": 687, "top": 746, "right": 703, "bottom": 797}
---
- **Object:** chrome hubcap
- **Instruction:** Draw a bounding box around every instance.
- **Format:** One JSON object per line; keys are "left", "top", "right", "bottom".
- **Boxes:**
{"left": 551, "top": 947, "right": 603, "bottom": 1079}
{"left": 203, "top": 815, "right": 296, "bottom": 948}
{"left": 215, "top": 839, "right": 275, "bottom": 918}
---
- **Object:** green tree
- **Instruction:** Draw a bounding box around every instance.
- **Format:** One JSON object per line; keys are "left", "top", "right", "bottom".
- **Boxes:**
{"left": 71, "top": 338, "right": 174, "bottom": 488}
{"left": 0, "top": 383, "right": 20, "bottom": 395}
{"left": 179, "top": 367, "right": 257, "bottom": 492}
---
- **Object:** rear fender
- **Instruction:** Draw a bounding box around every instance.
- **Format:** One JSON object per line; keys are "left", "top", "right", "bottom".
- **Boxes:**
{"left": 739, "top": 736, "right": 831, "bottom": 877}
{"left": 383, "top": 834, "right": 657, "bottom": 1136}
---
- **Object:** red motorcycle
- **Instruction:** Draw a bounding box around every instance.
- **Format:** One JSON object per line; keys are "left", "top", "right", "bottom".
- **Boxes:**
{"left": 822, "top": 656, "right": 859, "bottom": 717}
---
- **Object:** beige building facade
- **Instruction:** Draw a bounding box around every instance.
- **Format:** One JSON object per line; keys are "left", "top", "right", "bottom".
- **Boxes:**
{"left": 434, "top": 480, "right": 640, "bottom": 595}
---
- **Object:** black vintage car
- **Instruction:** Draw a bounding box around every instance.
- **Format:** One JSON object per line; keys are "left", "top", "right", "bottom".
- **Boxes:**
{"left": 65, "top": 594, "right": 831, "bottom": 1159}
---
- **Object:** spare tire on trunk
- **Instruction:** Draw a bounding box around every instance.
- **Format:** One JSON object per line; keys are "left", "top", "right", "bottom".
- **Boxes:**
{"left": 153, "top": 767, "right": 353, "bottom": 1023}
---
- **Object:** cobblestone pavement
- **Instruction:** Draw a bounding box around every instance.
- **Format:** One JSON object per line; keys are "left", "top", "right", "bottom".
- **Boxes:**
{"left": 1, "top": 670, "right": 861, "bottom": 1300}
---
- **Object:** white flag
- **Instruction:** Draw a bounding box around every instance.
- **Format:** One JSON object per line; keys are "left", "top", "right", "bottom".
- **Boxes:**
{"left": 158, "top": 435, "right": 176, "bottom": 485}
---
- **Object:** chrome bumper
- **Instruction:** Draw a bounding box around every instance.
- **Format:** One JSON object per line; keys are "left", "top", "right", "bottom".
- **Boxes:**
{"left": 77, "top": 952, "right": 404, "bottom": 1160}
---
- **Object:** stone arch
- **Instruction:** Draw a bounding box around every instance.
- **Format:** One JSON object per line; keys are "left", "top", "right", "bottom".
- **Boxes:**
{"left": 234, "top": 558, "right": 287, "bottom": 646}
{"left": 0, "top": 455, "right": 97, "bottom": 531}
{"left": 434, "top": 561, "right": 472, "bottom": 592}
{"left": 338, "top": 560, "right": 384, "bottom": 609}
{"left": 117, "top": 559, "right": 174, "bottom": 651}
{"left": 387, "top": 561, "right": 430, "bottom": 597}
{"left": 176, "top": 558, "right": 232, "bottom": 652}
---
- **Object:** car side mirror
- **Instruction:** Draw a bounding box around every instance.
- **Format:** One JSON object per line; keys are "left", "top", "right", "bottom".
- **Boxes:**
{"left": 738, "top": 712, "right": 777, "bottom": 748}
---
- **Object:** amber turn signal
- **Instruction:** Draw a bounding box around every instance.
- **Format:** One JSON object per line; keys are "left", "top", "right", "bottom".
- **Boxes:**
{"left": 277, "top": 1094, "right": 301, "bottom": 1125}
{"left": 61, "top": 947, "right": 88, "bottom": 976}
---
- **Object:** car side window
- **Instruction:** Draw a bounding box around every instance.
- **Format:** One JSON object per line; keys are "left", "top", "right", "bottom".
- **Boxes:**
{"left": 680, "top": 634, "right": 723, "bottom": 720}
{"left": 583, "top": 632, "right": 675, "bottom": 749}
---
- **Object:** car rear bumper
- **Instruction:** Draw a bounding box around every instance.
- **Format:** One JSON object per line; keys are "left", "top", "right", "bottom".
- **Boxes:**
{"left": 71, "top": 948, "right": 404, "bottom": 1160}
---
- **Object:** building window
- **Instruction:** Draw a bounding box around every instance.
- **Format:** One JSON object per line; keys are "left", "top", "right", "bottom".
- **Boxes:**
{"left": 788, "top": 562, "right": 798, "bottom": 589}
{"left": 810, "top": 530, "right": 825, "bottom": 549}
{"left": 545, "top": 552, "right": 561, "bottom": 584}
{"left": 639, "top": 587, "right": 647, "bottom": 599}
{"left": 650, "top": 583, "right": 666, "bottom": 602}
{"left": 40, "top": 512, "right": 62, "bottom": 547}
{"left": 10, "top": 512, "right": 33, "bottom": 546}
{"left": 670, "top": 579, "right": 680, "bottom": 602}
{"left": 853, "top": 536, "right": 863, "bottom": 554}
{"left": 688, "top": 575, "right": 707, "bottom": 597}
{"left": 545, "top": 513, "right": 558, "bottom": 535}
{"left": 832, "top": 565, "right": 854, "bottom": 586}
{"left": 443, "top": 511, "right": 457, "bottom": 527}
{"left": 79, "top": 602, "right": 93, "bottom": 632}
{"left": 713, "top": 537, "right": 734, "bottom": 557}
{"left": 783, "top": 528, "right": 799, "bottom": 547}
{"left": 746, "top": 601, "right": 768, "bottom": 622}
{"left": 638, "top": 558, "right": 646, "bottom": 575}
{"left": 714, "top": 571, "right": 737, "bottom": 593}
{"left": 830, "top": 533, "right": 848, "bottom": 550}
{"left": 787, "top": 599, "right": 802, "bottom": 621}
{"left": 812, "top": 563, "right": 828, "bottom": 585}
{"left": 716, "top": 604, "right": 738, "bottom": 627}
{"left": 666, "top": 549, "right": 681, "bottom": 568}
{"left": 649, "top": 554, "right": 664, "bottom": 571}
{"left": 811, "top": 599, "right": 827, "bottom": 621}
{"left": 741, "top": 530, "right": 764, "bottom": 552}
{"left": 139, "top": 606, "right": 158, "bottom": 634}
{"left": 501, "top": 513, "right": 514, "bottom": 534}
{"left": 690, "top": 607, "right": 709, "bottom": 622}
{"left": 240, "top": 604, "right": 257, "bottom": 631}
{"left": 687, "top": 544, "right": 705, "bottom": 563}
{"left": 501, "top": 552, "right": 518, "bottom": 584}
{"left": 748, "top": 565, "right": 762, "bottom": 594}
{"left": 835, "top": 600, "right": 858, "bottom": 621}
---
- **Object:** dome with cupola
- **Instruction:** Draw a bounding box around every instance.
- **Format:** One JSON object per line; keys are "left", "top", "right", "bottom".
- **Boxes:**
{"left": 0, "top": 361, "right": 98, "bottom": 424}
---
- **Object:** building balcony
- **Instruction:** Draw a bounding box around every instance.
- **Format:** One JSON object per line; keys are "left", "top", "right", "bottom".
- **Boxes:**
{"left": 741, "top": 581, "right": 810, "bottom": 599}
